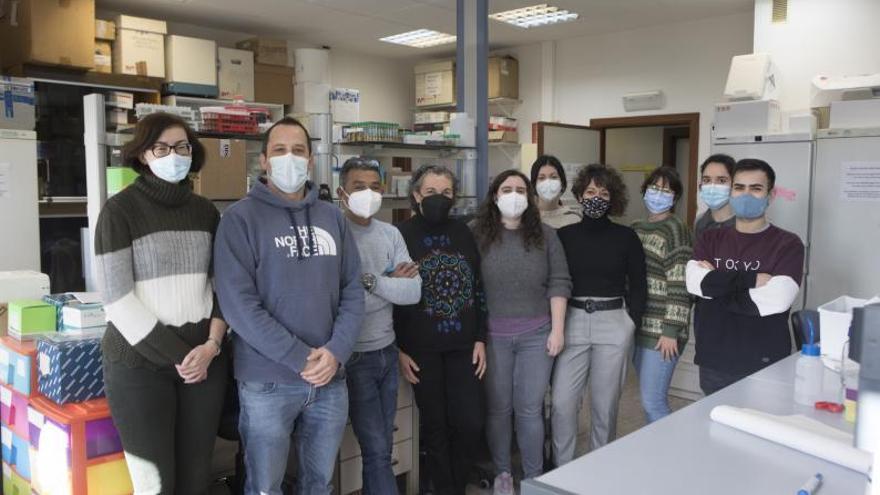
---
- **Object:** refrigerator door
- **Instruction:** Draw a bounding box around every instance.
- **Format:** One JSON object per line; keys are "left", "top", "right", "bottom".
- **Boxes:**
{"left": 0, "top": 130, "right": 40, "bottom": 271}
{"left": 807, "top": 134, "right": 880, "bottom": 309}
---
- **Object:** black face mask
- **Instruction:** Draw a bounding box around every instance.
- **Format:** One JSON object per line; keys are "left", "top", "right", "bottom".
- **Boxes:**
{"left": 420, "top": 194, "right": 454, "bottom": 224}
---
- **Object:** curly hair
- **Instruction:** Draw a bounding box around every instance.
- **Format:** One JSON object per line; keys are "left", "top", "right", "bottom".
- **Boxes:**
{"left": 408, "top": 164, "right": 458, "bottom": 210}
{"left": 472, "top": 170, "right": 545, "bottom": 252}
{"left": 570, "top": 164, "right": 629, "bottom": 217}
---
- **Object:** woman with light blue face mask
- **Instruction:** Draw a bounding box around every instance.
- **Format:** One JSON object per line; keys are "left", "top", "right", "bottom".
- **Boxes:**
{"left": 694, "top": 154, "right": 737, "bottom": 241}
{"left": 95, "top": 113, "right": 230, "bottom": 494}
{"left": 631, "top": 167, "right": 693, "bottom": 424}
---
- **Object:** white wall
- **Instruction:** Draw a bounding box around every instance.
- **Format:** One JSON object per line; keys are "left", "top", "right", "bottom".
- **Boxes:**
{"left": 753, "top": 0, "right": 880, "bottom": 112}
{"left": 509, "top": 12, "right": 753, "bottom": 164}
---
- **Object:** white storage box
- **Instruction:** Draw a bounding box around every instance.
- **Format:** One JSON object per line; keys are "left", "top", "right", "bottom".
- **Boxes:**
{"left": 294, "top": 48, "right": 330, "bottom": 84}
{"left": 113, "top": 15, "right": 167, "bottom": 77}
{"left": 713, "top": 100, "right": 782, "bottom": 138}
{"left": 165, "top": 35, "right": 217, "bottom": 86}
{"left": 330, "top": 88, "right": 359, "bottom": 123}
{"left": 818, "top": 295, "right": 880, "bottom": 362}
{"left": 830, "top": 99, "right": 880, "bottom": 129}
{"left": 61, "top": 304, "right": 106, "bottom": 329}
{"left": 218, "top": 48, "right": 255, "bottom": 101}
{"left": 294, "top": 82, "right": 330, "bottom": 114}
{"left": 723, "top": 53, "right": 778, "bottom": 101}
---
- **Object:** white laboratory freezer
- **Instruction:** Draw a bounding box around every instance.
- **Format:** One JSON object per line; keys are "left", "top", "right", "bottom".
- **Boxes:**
{"left": 806, "top": 130, "right": 880, "bottom": 309}
{"left": 0, "top": 129, "right": 40, "bottom": 271}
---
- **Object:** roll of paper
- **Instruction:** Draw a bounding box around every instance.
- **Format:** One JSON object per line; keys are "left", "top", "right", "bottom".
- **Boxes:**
{"left": 710, "top": 405, "right": 873, "bottom": 474}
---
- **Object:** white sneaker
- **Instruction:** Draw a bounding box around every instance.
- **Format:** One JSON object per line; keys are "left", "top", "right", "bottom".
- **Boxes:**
{"left": 493, "top": 472, "right": 514, "bottom": 495}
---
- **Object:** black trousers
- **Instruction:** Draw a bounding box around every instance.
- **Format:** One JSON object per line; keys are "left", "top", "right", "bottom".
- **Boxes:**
{"left": 409, "top": 348, "right": 484, "bottom": 495}
{"left": 699, "top": 365, "right": 750, "bottom": 396}
{"left": 104, "top": 353, "right": 229, "bottom": 495}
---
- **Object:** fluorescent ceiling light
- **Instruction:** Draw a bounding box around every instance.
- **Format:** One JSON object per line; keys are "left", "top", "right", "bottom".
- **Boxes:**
{"left": 490, "top": 3, "right": 579, "bottom": 28}
{"left": 380, "top": 29, "right": 456, "bottom": 48}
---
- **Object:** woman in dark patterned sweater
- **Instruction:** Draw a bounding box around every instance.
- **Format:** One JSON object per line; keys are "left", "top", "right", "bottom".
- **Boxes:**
{"left": 96, "top": 113, "right": 228, "bottom": 494}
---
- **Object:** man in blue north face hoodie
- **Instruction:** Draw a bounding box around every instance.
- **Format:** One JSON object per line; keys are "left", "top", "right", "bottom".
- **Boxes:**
{"left": 214, "top": 117, "right": 364, "bottom": 495}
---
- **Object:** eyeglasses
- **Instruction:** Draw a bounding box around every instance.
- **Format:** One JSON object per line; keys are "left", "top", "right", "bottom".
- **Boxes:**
{"left": 151, "top": 142, "right": 192, "bottom": 158}
{"left": 647, "top": 184, "right": 674, "bottom": 194}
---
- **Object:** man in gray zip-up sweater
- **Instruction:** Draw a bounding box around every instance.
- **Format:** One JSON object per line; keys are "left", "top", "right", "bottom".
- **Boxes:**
{"left": 337, "top": 158, "right": 422, "bottom": 494}
{"left": 214, "top": 118, "right": 363, "bottom": 495}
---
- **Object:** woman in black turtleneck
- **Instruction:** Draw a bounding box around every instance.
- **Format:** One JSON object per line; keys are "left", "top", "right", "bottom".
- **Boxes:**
{"left": 550, "top": 164, "right": 647, "bottom": 466}
{"left": 393, "top": 164, "right": 487, "bottom": 495}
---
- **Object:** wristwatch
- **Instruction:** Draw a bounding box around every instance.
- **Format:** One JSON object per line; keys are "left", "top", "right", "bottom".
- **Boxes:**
{"left": 361, "top": 273, "right": 377, "bottom": 294}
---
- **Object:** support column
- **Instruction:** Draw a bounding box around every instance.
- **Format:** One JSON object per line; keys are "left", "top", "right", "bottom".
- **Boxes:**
{"left": 457, "top": 0, "right": 488, "bottom": 198}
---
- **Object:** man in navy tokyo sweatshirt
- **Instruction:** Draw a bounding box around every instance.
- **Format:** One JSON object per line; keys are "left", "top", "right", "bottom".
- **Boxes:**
{"left": 214, "top": 117, "right": 363, "bottom": 495}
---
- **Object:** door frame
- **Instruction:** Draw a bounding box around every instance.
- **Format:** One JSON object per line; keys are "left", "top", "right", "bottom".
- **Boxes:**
{"left": 589, "top": 113, "right": 700, "bottom": 225}
{"left": 534, "top": 121, "right": 596, "bottom": 156}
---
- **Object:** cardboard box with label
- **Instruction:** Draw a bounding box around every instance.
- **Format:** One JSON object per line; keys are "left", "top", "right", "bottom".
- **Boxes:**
{"left": 7, "top": 300, "right": 55, "bottom": 340}
{"left": 488, "top": 130, "right": 518, "bottom": 144}
{"left": 113, "top": 15, "right": 167, "bottom": 78}
{"left": 0, "top": 0, "right": 95, "bottom": 70}
{"left": 61, "top": 304, "right": 105, "bottom": 329}
{"left": 236, "top": 38, "right": 288, "bottom": 67}
{"left": 165, "top": 35, "right": 217, "bottom": 88}
{"left": 0, "top": 271, "right": 50, "bottom": 337}
{"left": 93, "top": 41, "right": 112, "bottom": 74}
{"left": 0, "top": 77, "right": 36, "bottom": 131}
{"left": 193, "top": 138, "right": 247, "bottom": 200}
{"left": 488, "top": 56, "right": 518, "bottom": 99}
{"left": 218, "top": 47, "right": 255, "bottom": 101}
{"left": 254, "top": 64, "right": 294, "bottom": 105}
{"left": 713, "top": 100, "right": 781, "bottom": 138}
{"left": 415, "top": 60, "right": 455, "bottom": 107}
{"left": 37, "top": 334, "right": 105, "bottom": 404}
{"left": 95, "top": 19, "right": 116, "bottom": 41}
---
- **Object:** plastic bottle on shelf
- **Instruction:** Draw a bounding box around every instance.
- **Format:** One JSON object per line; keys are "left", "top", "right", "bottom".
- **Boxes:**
{"left": 794, "top": 319, "right": 824, "bottom": 406}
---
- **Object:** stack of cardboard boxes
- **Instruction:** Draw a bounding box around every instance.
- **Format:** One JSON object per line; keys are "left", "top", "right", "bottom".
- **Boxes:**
{"left": 238, "top": 38, "right": 294, "bottom": 105}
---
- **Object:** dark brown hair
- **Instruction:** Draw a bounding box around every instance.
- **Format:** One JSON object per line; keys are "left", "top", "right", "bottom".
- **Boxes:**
{"left": 734, "top": 158, "right": 776, "bottom": 190}
{"left": 571, "top": 164, "right": 628, "bottom": 217}
{"left": 261, "top": 116, "right": 312, "bottom": 156}
{"left": 122, "top": 113, "right": 205, "bottom": 175}
{"left": 473, "top": 170, "right": 544, "bottom": 252}
{"left": 641, "top": 166, "right": 683, "bottom": 211}
{"left": 529, "top": 154, "right": 567, "bottom": 194}
{"left": 700, "top": 153, "right": 736, "bottom": 177}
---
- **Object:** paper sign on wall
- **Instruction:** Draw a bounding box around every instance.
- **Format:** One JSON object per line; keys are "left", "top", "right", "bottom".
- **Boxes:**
{"left": 424, "top": 73, "right": 443, "bottom": 97}
{"left": 841, "top": 162, "right": 880, "bottom": 202}
{"left": 0, "top": 163, "right": 10, "bottom": 199}
{"left": 219, "top": 139, "right": 231, "bottom": 159}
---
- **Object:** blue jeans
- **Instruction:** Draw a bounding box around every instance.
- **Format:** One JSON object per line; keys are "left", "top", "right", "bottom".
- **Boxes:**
{"left": 486, "top": 325, "right": 554, "bottom": 479}
{"left": 238, "top": 377, "right": 348, "bottom": 495}
{"left": 345, "top": 344, "right": 399, "bottom": 495}
{"left": 633, "top": 346, "right": 679, "bottom": 423}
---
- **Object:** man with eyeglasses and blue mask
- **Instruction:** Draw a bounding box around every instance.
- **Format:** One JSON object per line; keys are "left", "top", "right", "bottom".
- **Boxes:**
{"left": 336, "top": 157, "right": 422, "bottom": 494}
{"left": 686, "top": 158, "right": 805, "bottom": 396}
{"left": 213, "top": 117, "right": 364, "bottom": 495}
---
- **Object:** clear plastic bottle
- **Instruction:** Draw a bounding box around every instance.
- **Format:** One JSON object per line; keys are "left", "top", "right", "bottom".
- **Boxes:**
{"left": 794, "top": 342, "right": 824, "bottom": 406}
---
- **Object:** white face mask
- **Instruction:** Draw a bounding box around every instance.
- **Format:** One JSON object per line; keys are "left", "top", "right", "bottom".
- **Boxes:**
{"left": 536, "top": 178, "right": 562, "bottom": 202}
{"left": 344, "top": 189, "right": 383, "bottom": 219}
{"left": 496, "top": 192, "right": 528, "bottom": 219}
{"left": 268, "top": 153, "right": 309, "bottom": 193}
{"left": 148, "top": 153, "right": 191, "bottom": 183}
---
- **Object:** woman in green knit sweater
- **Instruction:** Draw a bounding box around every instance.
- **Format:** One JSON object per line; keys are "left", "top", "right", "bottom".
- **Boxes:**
{"left": 631, "top": 166, "right": 693, "bottom": 423}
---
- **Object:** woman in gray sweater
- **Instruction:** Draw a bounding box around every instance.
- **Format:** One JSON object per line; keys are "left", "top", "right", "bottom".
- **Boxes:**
{"left": 471, "top": 170, "right": 572, "bottom": 494}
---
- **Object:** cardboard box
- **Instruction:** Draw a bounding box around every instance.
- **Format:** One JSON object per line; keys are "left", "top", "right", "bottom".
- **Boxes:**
{"left": 61, "top": 304, "right": 105, "bottom": 329}
{"left": 236, "top": 38, "right": 288, "bottom": 67}
{"left": 94, "top": 19, "right": 116, "bottom": 41}
{"left": 0, "top": 272, "right": 50, "bottom": 336}
{"left": 107, "top": 91, "right": 134, "bottom": 110}
{"left": 37, "top": 334, "right": 104, "bottom": 404}
{"left": 0, "top": 0, "right": 95, "bottom": 70}
{"left": 713, "top": 100, "right": 782, "bottom": 138}
{"left": 165, "top": 35, "right": 217, "bottom": 86}
{"left": 93, "top": 41, "right": 112, "bottom": 74}
{"left": 7, "top": 300, "right": 55, "bottom": 339}
{"left": 193, "top": 138, "right": 247, "bottom": 200}
{"left": 106, "top": 108, "right": 129, "bottom": 126}
{"left": 488, "top": 130, "right": 518, "bottom": 143}
{"left": 254, "top": 64, "right": 294, "bottom": 105}
{"left": 113, "top": 15, "right": 167, "bottom": 77}
{"left": 330, "top": 88, "right": 360, "bottom": 123}
{"left": 0, "top": 77, "right": 36, "bottom": 131}
{"left": 813, "top": 106, "right": 831, "bottom": 129}
{"left": 414, "top": 111, "right": 449, "bottom": 124}
{"left": 415, "top": 60, "right": 455, "bottom": 107}
{"left": 218, "top": 47, "right": 255, "bottom": 101}
{"left": 488, "top": 56, "right": 518, "bottom": 99}
{"left": 0, "top": 337, "right": 39, "bottom": 396}
{"left": 830, "top": 98, "right": 880, "bottom": 129}
{"left": 294, "top": 82, "right": 330, "bottom": 114}
{"left": 106, "top": 167, "right": 138, "bottom": 196}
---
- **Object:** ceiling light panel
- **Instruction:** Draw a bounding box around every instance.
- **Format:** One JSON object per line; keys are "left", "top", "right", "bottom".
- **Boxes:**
{"left": 379, "top": 29, "right": 456, "bottom": 48}
{"left": 490, "top": 3, "right": 579, "bottom": 29}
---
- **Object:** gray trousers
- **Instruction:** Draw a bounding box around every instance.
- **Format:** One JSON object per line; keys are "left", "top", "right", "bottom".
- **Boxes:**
{"left": 485, "top": 324, "right": 554, "bottom": 479}
{"left": 551, "top": 301, "right": 635, "bottom": 465}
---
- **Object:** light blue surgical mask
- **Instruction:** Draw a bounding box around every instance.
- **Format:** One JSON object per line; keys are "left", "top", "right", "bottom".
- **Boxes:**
{"left": 148, "top": 153, "right": 191, "bottom": 183}
{"left": 700, "top": 184, "right": 731, "bottom": 210}
{"left": 730, "top": 193, "right": 769, "bottom": 219}
{"left": 269, "top": 153, "right": 309, "bottom": 193}
{"left": 643, "top": 189, "right": 675, "bottom": 214}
